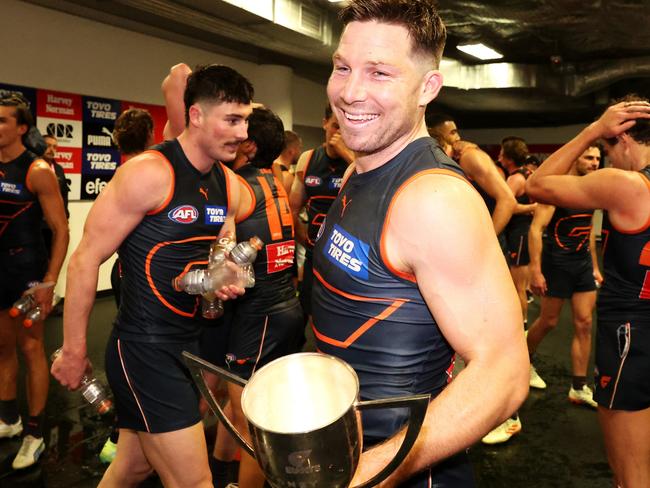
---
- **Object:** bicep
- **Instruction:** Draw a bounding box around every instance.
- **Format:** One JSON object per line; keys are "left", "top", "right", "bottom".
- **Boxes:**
{"left": 394, "top": 179, "right": 521, "bottom": 360}
{"left": 31, "top": 167, "right": 67, "bottom": 230}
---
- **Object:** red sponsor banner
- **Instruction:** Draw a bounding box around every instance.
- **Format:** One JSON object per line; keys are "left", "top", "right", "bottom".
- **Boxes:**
{"left": 53, "top": 147, "right": 82, "bottom": 173}
{"left": 265, "top": 240, "right": 295, "bottom": 274}
{"left": 37, "top": 89, "right": 82, "bottom": 120}
{"left": 121, "top": 101, "right": 168, "bottom": 145}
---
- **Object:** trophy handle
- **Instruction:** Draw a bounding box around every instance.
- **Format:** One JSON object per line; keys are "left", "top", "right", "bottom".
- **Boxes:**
{"left": 182, "top": 351, "right": 256, "bottom": 458}
{"left": 352, "top": 393, "right": 430, "bottom": 488}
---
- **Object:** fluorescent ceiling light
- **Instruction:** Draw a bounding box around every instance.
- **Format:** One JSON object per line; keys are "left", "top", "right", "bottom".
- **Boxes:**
{"left": 457, "top": 43, "right": 503, "bottom": 61}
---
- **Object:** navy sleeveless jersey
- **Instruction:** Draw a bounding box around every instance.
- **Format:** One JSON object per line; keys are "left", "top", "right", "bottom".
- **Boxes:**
{"left": 506, "top": 167, "right": 533, "bottom": 231}
{"left": 303, "top": 145, "right": 347, "bottom": 252}
{"left": 543, "top": 207, "right": 594, "bottom": 264}
{"left": 598, "top": 166, "right": 650, "bottom": 322}
{"left": 115, "top": 139, "right": 230, "bottom": 342}
{"left": 235, "top": 165, "right": 296, "bottom": 312}
{"left": 312, "top": 137, "right": 467, "bottom": 443}
{"left": 0, "top": 150, "right": 45, "bottom": 251}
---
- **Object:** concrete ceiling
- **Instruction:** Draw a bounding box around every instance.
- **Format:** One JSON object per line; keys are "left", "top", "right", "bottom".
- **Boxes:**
{"left": 23, "top": 0, "right": 650, "bottom": 128}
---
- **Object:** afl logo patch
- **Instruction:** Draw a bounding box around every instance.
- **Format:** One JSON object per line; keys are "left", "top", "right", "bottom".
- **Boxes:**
{"left": 304, "top": 175, "right": 322, "bottom": 187}
{"left": 168, "top": 205, "right": 198, "bottom": 224}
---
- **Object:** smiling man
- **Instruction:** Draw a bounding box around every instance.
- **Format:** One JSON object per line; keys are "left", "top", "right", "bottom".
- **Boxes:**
{"left": 310, "top": 1, "right": 529, "bottom": 487}
{"left": 51, "top": 65, "right": 250, "bottom": 488}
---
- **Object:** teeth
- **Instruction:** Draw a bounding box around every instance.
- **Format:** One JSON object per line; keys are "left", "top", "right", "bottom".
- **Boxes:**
{"left": 345, "top": 112, "right": 378, "bottom": 122}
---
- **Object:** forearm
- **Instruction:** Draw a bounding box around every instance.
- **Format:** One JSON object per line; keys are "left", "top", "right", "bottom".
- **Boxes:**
{"left": 529, "top": 123, "right": 599, "bottom": 186}
{"left": 491, "top": 199, "right": 514, "bottom": 235}
{"left": 528, "top": 226, "right": 544, "bottom": 273}
{"left": 62, "top": 249, "right": 101, "bottom": 356}
{"left": 513, "top": 203, "right": 535, "bottom": 215}
{"left": 365, "top": 357, "right": 527, "bottom": 486}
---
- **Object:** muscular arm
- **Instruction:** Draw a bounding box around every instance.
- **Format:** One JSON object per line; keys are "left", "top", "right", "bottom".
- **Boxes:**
{"left": 352, "top": 175, "right": 529, "bottom": 486}
{"left": 162, "top": 63, "right": 192, "bottom": 140}
{"left": 28, "top": 162, "right": 70, "bottom": 313}
{"left": 527, "top": 101, "right": 650, "bottom": 228}
{"left": 590, "top": 215, "right": 603, "bottom": 284}
{"left": 458, "top": 146, "right": 515, "bottom": 235}
{"left": 288, "top": 150, "right": 310, "bottom": 244}
{"left": 528, "top": 204, "right": 555, "bottom": 296}
{"left": 51, "top": 154, "right": 172, "bottom": 389}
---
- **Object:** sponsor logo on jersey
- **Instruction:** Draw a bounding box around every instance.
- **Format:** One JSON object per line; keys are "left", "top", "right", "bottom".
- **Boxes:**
{"left": 304, "top": 175, "right": 322, "bottom": 187}
{"left": 324, "top": 224, "right": 369, "bottom": 279}
{"left": 0, "top": 181, "right": 23, "bottom": 196}
{"left": 266, "top": 240, "right": 295, "bottom": 274}
{"left": 205, "top": 205, "right": 227, "bottom": 225}
{"left": 168, "top": 205, "right": 199, "bottom": 224}
{"left": 329, "top": 177, "right": 343, "bottom": 190}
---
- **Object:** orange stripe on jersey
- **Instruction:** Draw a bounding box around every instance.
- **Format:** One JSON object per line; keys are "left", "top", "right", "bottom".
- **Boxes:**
{"left": 272, "top": 175, "right": 294, "bottom": 231}
{"left": 0, "top": 199, "right": 33, "bottom": 219}
{"left": 145, "top": 236, "right": 216, "bottom": 317}
{"left": 174, "top": 259, "right": 209, "bottom": 285}
{"left": 258, "top": 176, "right": 284, "bottom": 241}
{"left": 144, "top": 150, "right": 175, "bottom": 215}
{"left": 314, "top": 268, "right": 408, "bottom": 304}
{"left": 640, "top": 242, "right": 650, "bottom": 267}
{"left": 236, "top": 175, "right": 255, "bottom": 224}
{"left": 312, "top": 299, "right": 407, "bottom": 349}
{"left": 221, "top": 162, "right": 233, "bottom": 215}
{"left": 380, "top": 169, "right": 471, "bottom": 283}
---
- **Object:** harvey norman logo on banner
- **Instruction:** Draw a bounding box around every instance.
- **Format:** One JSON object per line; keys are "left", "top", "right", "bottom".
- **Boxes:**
{"left": 323, "top": 224, "right": 369, "bottom": 279}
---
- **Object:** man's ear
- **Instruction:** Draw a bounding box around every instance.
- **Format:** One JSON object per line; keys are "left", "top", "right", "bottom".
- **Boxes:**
{"left": 419, "top": 70, "right": 444, "bottom": 107}
{"left": 188, "top": 103, "right": 203, "bottom": 127}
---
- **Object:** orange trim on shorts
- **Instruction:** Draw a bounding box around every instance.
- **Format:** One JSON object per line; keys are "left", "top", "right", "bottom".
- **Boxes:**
{"left": 236, "top": 175, "right": 255, "bottom": 224}
{"left": 379, "top": 169, "right": 471, "bottom": 283}
{"left": 144, "top": 150, "right": 175, "bottom": 216}
{"left": 312, "top": 269, "right": 409, "bottom": 348}
{"left": 145, "top": 236, "right": 216, "bottom": 317}
{"left": 258, "top": 175, "right": 284, "bottom": 241}
{"left": 117, "top": 339, "right": 151, "bottom": 433}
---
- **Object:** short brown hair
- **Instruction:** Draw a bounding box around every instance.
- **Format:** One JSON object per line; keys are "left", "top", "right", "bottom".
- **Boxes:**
{"left": 339, "top": 0, "right": 447, "bottom": 67}
{"left": 113, "top": 108, "right": 154, "bottom": 154}
{"left": 501, "top": 136, "right": 529, "bottom": 166}
{"left": 0, "top": 93, "right": 34, "bottom": 128}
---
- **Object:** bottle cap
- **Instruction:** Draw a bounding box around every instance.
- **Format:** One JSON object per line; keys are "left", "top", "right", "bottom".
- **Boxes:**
{"left": 9, "top": 307, "right": 20, "bottom": 318}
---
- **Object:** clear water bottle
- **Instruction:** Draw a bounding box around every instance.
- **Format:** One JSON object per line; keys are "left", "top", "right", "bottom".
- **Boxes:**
{"left": 51, "top": 349, "right": 113, "bottom": 415}
{"left": 201, "top": 296, "right": 224, "bottom": 319}
{"left": 174, "top": 236, "right": 263, "bottom": 298}
{"left": 11, "top": 292, "right": 61, "bottom": 327}
{"left": 9, "top": 294, "right": 36, "bottom": 318}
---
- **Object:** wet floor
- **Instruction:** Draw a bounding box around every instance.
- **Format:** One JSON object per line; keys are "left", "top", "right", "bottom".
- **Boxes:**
{"left": 1, "top": 294, "right": 611, "bottom": 487}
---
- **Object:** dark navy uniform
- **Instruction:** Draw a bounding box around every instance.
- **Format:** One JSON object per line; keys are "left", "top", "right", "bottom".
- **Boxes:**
{"left": 300, "top": 146, "right": 348, "bottom": 316}
{"left": 105, "top": 139, "right": 231, "bottom": 433}
{"left": 594, "top": 166, "right": 650, "bottom": 410}
{"left": 224, "top": 166, "right": 302, "bottom": 379}
{"left": 0, "top": 150, "right": 48, "bottom": 309}
{"left": 505, "top": 167, "right": 533, "bottom": 266}
{"left": 542, "top": 207, "right": 596, "bottom": 298}
{"left": 312, "top": 138, "right": 475, "bottom": 487}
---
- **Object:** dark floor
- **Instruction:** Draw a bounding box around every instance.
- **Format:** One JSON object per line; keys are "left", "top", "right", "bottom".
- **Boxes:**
{"left": 0, "top": 295, "right": 611, "bottom": 487}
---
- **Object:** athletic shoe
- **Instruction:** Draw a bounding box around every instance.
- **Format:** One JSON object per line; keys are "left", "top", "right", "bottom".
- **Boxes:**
{"left": 569, "top": 385, "right": 598, "bottom": 408}
{"left": 529, "top": 365, "right": 547, "bottom": 389}
{"left": 0, "top": 417, "right": 22, "bottom": 438}
{"left": 225, "top": 484, "right": 239, "bottom": 488}
{"left": 481, "top": 416, "right": 522, "bottom": 445}
{"left": 99, "top": 438, "right": 117, "bottom": 464}
{"left": 526, "top": 290, "right": 534, "bottom": 303}
{"left": 12, "top": 435, "right": 45, "bottom": 469}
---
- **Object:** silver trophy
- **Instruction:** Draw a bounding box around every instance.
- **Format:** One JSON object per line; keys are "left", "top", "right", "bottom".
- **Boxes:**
{"left": 183, "top": 351, "right": 429, "bottom": 488}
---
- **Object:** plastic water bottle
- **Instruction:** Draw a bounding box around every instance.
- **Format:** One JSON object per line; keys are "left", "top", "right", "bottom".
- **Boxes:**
{"left": 51, "top": 349, "right": 113, "bottom": 415}
{"left": 11, "top": 293, "right": 61, "bottom": 327}
{"left": 174, "top": 236, "right": 263, "bottom": 298}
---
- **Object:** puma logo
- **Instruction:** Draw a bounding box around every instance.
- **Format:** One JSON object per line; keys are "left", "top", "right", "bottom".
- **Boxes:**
{"left": 199, "top": 187, "right": 209, "bottom": 200}
{"left": 340, "top": 194, "right": 352, "bottom": 217}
